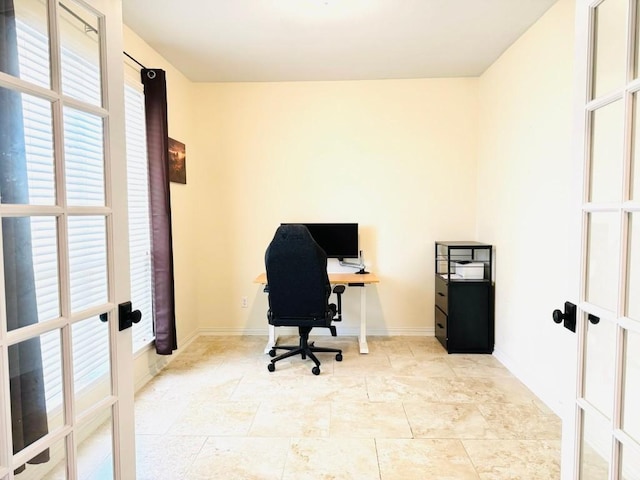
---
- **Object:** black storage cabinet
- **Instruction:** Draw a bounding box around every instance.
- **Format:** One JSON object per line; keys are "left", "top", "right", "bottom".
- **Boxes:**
{"left": 434, "top": 241, "right": 494, "bottom": 354}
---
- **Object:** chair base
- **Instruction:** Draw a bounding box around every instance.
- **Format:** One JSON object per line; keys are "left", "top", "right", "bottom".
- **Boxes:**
{"left": 268, "top": 326, "right": 342, "bottom": 375}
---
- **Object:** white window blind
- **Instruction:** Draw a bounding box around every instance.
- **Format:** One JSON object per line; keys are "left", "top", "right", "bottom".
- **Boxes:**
{"left": 15, "top": 18, "right": 155, "bottom": 412}
{"left": 124, "top": 75, "right": 154, "bottom": 350}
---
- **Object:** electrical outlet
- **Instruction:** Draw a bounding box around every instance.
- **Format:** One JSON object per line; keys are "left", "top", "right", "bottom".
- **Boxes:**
{"left": 241, "top": 296, "right": 248, "bottom": 308}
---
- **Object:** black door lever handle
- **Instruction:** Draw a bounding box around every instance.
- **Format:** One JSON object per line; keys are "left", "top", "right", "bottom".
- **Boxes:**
{"left": 552, "top": 301, "right": 576, "bottom": 333}
{"left": 119, "top": 301, "right": 142, "bottom": 331}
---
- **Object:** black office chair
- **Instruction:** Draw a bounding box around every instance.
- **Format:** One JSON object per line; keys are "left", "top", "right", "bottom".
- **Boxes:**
{"left": 265, "top": 224, "right": 343, "bottom": 375}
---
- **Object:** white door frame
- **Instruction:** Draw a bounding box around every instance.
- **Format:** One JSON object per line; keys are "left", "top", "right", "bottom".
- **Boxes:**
{"left": 563, "top": 0, "right": 640, "bottom": 478}
{"left": 0, "top": 0, "right": 135, "bottom": 477}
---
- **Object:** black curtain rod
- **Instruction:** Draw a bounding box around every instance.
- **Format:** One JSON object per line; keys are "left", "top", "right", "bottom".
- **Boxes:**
{"left": 124, "top": 51, "right": 147, "bottom": 70}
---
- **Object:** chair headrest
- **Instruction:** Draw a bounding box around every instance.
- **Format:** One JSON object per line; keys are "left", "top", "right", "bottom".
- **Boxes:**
{"left": 272, "top": 224, "right": 313, "bottom": 244}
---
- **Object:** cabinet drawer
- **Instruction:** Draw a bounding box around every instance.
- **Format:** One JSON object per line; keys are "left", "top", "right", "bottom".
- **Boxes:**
{"left": 435, "top": 306, "right": 447, "bottom": 349}
{"left": 435, "top": 275, "right": 448, "bottom": 314}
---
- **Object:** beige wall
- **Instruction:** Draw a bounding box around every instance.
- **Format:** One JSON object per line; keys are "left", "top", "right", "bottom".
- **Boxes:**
{"left": 476, "top": 0, "right": 576, "bottom": 413}
{"left": 190, "top": 79, "right": 479, "bottom": 335}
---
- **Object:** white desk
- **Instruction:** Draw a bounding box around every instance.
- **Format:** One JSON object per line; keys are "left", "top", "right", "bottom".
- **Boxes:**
{"left": 254, "top": 272, "right": 379, "bottom": 354}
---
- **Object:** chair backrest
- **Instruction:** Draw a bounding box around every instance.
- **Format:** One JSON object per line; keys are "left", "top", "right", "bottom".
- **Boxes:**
{"left": 265, "top": 224, "right": 331, "bottom": 321}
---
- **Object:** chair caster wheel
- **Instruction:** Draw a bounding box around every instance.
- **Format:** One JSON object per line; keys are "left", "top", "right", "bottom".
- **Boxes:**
{"left": 312, "top": 366, "right": 320, "bottom": 376}
{"left": 336, "top": 353, "right": 343, "bottom": 362}
{"left": 268, "top": 363, "right": 275, "bottom": 372}
{"left": 269, "top": 349, "right": 276, "bottom": 357}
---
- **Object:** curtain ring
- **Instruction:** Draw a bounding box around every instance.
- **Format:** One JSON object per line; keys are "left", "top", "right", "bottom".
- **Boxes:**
{"left": 147, "top": 70, "right": 156, "bottom": 80}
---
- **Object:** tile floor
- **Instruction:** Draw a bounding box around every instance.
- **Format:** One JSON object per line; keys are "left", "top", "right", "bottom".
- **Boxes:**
{"left": 134, "top": 335, "right": 561, "bottom": 480}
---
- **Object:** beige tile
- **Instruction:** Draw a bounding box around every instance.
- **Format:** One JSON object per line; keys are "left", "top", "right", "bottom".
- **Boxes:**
{"left": 187, "top": 376, "right": 244, "bottom": 402}
{"left": 406, "top": 336, "right": 450, "bottom": 357}
{"left": 249, "top": 401, "right": 331, "bottom": 437}
{"left": 377, "top": 438, "right": 480, "bottom": 479}
{"left": 477, "top": 403, "right": 562, "bottom": 440}
{"left": 388, "top": 356, "right": 456, "bottom": 377}
{"left": 366, "top": 375, "right": 440, "bottom": 402}
{"left": 185, "top": 436, "right": 290, "bottom": 480}
{"left": 302, "top": 375, "right": 369, "bottom": 402}
{"left": 332, "top": 352, "right": 393, "bottom": 376}
{"left": 433, "top": 376, "right": 539, "bottom": 404}
{"left": 404, "top": 402, "right": 497, "bottom": 439}
{"left": 367, "top": 336, "right": 417, "bottom": 355}
{"left": 135, "top": 396, "right": 190, "bottom": 435}
{"left": 283, "top": 437, "right": 379, "bottom": 480}
{"left": 445, "top": 354, "right": 514, "bottom": 378}
{"left": 463, "top": 439, "right": 561, "bottom": 480}
{"left": 230, "top": 375, "right": 303, "bottom": 401}
{"left": 135, "top": 434, "right": 207, "bottom": 480}
{"left": 330, "top": 401, "right": 412, "bottom": 438}
{"left": 167, "top": 401, "right": 260, "bottom": 436}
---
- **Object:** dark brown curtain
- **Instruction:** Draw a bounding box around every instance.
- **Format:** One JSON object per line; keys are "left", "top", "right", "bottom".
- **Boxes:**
{"left": 141, "top": 68, "right": 177, "bottom": 355}
{"left": 0, "top": 0, "right": 49, "bottom": 471}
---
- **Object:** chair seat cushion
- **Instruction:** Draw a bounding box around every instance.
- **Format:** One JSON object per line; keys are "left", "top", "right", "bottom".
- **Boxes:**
{"left": 268, "top": 308, "right": 334, "bottom": 328}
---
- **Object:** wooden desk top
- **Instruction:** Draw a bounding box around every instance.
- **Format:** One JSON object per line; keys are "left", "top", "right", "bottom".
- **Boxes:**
{"left": 254, "top": 272, "right": 379, "bottom": 285}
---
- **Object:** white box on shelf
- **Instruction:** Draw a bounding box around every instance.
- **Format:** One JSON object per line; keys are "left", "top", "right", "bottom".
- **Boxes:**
{"left": 454, "top": 261, "right": 484, "bottom": 279}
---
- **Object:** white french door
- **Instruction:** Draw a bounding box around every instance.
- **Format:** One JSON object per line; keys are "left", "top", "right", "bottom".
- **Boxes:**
{"left": 563, "top": 0, "right": 640, "bottom": 478}
{"left": 0, "top": 0, "right": 135, "bottom": 478}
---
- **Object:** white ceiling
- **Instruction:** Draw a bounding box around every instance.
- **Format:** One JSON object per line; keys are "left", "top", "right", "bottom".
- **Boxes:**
{"left": 122, "top": 0, "right": 559, "bottom": 83}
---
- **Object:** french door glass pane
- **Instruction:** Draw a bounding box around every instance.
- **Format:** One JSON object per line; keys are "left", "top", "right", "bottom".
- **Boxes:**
{"left": 629, "top": 213, "right": 640, "bottom": 320}
{"left": 22, "top": 94, "right": 56, "bottom": 206}
{"left": 3, "top": 216, "right": 60, "bottom": 332}
{"left": 590, "top": 100, "right": 625, "bottom": 203}
{"left": 13, "top": 434, "right": 67, "bottom": 479}
{"left": 9, "top": 331, "right": 64, "bottom": 457}
{"left": 622, "top": 328, "right": 640, "bottom": 443}
{"left": 592, "top": 0, "right": 627, "bottom": 99}
{"left": 620, "top": 442, "right": 640, "bottom": 480}
{"left": 580, "top": 408, "right": 611, "bottom": 479}
{"left": 1, "top": 0, "right": 50, "bottom": 88}
{"left": 77, "top": 410, "right": 113, "bottom": 479}
{"left": 584, "top": 317, "right": 617, "bottom": 419}
{"left": 40, "top": 328, "right": 65, "bottom": 421}
{"left": 30, "top": 216, "right": 60, "bottom": 323}
{"left": 59, "top": 1, "right": 102, "bottom": 107}
{"left": 68, "top": 216, "right": 107, "bottom": 312}
{"left": 0, "top": 87, "right": 56, "bottom": 206}
{"left": 63, "top": 107, "right": 105, "bottom": 206}
{"left": 633, "top": 95, "right": 640, "bottom": 201}
{"left": 72, "top": 315, "right": 111, "bottom": 416}
{"left": 0, "top": 88, "right": 55, "bottom": 206}
{"left": 586, "top": 212, "right": 621, "bottom": 311}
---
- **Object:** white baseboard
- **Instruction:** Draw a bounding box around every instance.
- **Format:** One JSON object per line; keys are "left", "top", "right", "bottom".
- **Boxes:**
{"left": 198, "top": 326, "right": 435, "bottom": 337}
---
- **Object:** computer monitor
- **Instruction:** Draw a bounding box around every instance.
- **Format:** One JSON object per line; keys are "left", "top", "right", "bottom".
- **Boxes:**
{"left": 282, "top": 223, "right": 359, "bottom": 259}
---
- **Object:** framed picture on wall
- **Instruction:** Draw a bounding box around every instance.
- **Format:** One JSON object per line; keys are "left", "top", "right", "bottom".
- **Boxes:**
{"left": 168, "top": 137, "right": 186, "bottom": 184}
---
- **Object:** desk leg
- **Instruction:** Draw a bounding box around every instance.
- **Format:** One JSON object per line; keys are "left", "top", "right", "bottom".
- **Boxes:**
{"left": 359, "top": 286, "right": 369, "bottom": 354}
{"left": 264, "top": 325, "right": 277, "bottom": 354}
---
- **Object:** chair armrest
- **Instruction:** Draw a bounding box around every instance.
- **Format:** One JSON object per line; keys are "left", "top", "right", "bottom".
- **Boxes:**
{"left": 332, "top": 285, "right": 345, "bottom": 321}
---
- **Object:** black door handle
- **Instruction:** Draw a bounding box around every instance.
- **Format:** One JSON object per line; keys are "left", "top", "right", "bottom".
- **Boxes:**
{"left": 552, "top": 301, "right": 576, "bottom": 333}
{"left": 119, "top": 301, "right": 142, "bottom": 331}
